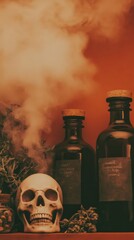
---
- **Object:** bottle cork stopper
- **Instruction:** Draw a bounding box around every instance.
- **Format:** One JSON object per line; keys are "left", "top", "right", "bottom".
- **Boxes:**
{"left": 107, "top": 89, "right": 132, "bottom": 99}
{"left": 62, "top": 109, "right": 85, "bottom": 117}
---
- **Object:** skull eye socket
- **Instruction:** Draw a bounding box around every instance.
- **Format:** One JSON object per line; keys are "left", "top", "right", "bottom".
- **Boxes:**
{"left": 22, "top": 190, "right": 35, "bottom": 202}
{"left": 45, "top": 189, "right": 58, "bottom": 201}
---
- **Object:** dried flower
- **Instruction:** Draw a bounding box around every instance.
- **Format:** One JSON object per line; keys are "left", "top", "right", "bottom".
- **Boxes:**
{"left": 60, "top": 205, "right": 98, "bottom": 233}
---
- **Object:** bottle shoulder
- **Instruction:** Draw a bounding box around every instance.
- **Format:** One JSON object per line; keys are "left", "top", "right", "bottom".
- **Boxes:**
{"left": 53, "top": 139, "right": 94, "bottom": 152}
{"left": 97, "top": 123, "right": 134, "bottom": 144}
{"left": 53, "top": 140, "right": 95, "bottom": 162}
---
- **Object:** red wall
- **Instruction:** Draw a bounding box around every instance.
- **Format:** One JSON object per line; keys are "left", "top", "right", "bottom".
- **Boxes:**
{"left": 51, "top": 10, "right": 134, "bottom": 149}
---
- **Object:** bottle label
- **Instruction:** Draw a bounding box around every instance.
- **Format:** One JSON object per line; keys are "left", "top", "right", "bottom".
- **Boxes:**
{"left": 99, "top": 157, "right": 132, "bottom": 201}
{"left": 55, "top": 159, "right": 81, "bottom": 204}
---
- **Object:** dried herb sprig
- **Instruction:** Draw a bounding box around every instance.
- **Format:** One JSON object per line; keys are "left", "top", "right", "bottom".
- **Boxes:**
{"left": 60, "top": 206, "right": 98, "bottom": 233}
{"left": 0, "top": 134, "right": 36, "bottom": 195}
{"left": 0, "top": 106, "right": 37, "bottom": 195}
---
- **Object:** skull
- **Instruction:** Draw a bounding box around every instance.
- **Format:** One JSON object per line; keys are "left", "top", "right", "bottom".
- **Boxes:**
{"left": 16, "top": 173, "right": 63, "bottom": 233}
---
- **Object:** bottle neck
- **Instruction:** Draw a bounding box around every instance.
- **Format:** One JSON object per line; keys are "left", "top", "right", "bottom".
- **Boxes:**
{"left": 107, "top": 98, "right": 132, "bottom": 125}
{"left": 63, "top": 117, "right": 84, "bottom": 141}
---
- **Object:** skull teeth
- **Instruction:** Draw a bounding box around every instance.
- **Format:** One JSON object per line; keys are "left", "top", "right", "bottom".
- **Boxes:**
{"left": 31, "top": 218, "right": 52, "bottom": 225}
{"left": 30, "top": 213, "right": 52, "bottom": 223}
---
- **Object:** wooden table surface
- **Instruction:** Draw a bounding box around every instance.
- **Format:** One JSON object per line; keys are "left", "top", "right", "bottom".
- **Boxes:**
{"left": 1, "top": 232, "right": 134, "bottom": 240}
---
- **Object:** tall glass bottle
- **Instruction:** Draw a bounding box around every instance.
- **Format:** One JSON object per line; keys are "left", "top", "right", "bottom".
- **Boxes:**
{"left": 53, "top": 109, "right": 96, "bottom": 219}
{"left": 96, "top": 90, "right": 134, "bottom": 232}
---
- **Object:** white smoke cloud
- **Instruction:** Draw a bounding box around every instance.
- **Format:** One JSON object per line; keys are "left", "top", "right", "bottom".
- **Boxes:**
{"left": 0, "top": 0, "right": 133, "bottom": 155}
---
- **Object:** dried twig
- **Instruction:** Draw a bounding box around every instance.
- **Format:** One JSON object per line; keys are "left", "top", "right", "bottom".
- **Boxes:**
{"left": 60, "top": 206, "right": 98, "bottom": 233}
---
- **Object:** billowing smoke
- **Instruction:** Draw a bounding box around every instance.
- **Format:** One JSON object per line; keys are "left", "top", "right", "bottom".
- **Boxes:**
{"left": 0, "top": 0, "right": 133, "bottom": 164}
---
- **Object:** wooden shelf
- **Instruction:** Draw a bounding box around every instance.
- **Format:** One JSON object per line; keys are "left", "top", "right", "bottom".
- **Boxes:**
{"left": 1, "top": 232, "right": 134, "bottom": 240}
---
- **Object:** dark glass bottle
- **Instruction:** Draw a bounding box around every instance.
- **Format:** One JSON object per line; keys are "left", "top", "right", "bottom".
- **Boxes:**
{"left": 53, "top": 109, "right": 96, "bottom": 219}
{"left": 96, "top": 90, "right": 134, "bottom": 232}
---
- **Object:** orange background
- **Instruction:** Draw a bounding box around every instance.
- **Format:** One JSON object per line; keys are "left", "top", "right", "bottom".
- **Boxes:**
{"left": 51, "top": 8, "right": 134, "bottom": 150}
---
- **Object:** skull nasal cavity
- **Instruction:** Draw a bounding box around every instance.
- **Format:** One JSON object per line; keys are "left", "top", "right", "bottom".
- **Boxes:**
{"left": 37, "top": 195, "right": 45, "bottom": 206}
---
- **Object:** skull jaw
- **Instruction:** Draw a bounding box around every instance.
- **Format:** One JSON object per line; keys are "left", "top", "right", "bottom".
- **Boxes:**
{"left": 24, "top": 223, "right": 60, "bottom": 233}
{"left": 22, "top": 212, "right": 61, "bottom": 233}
